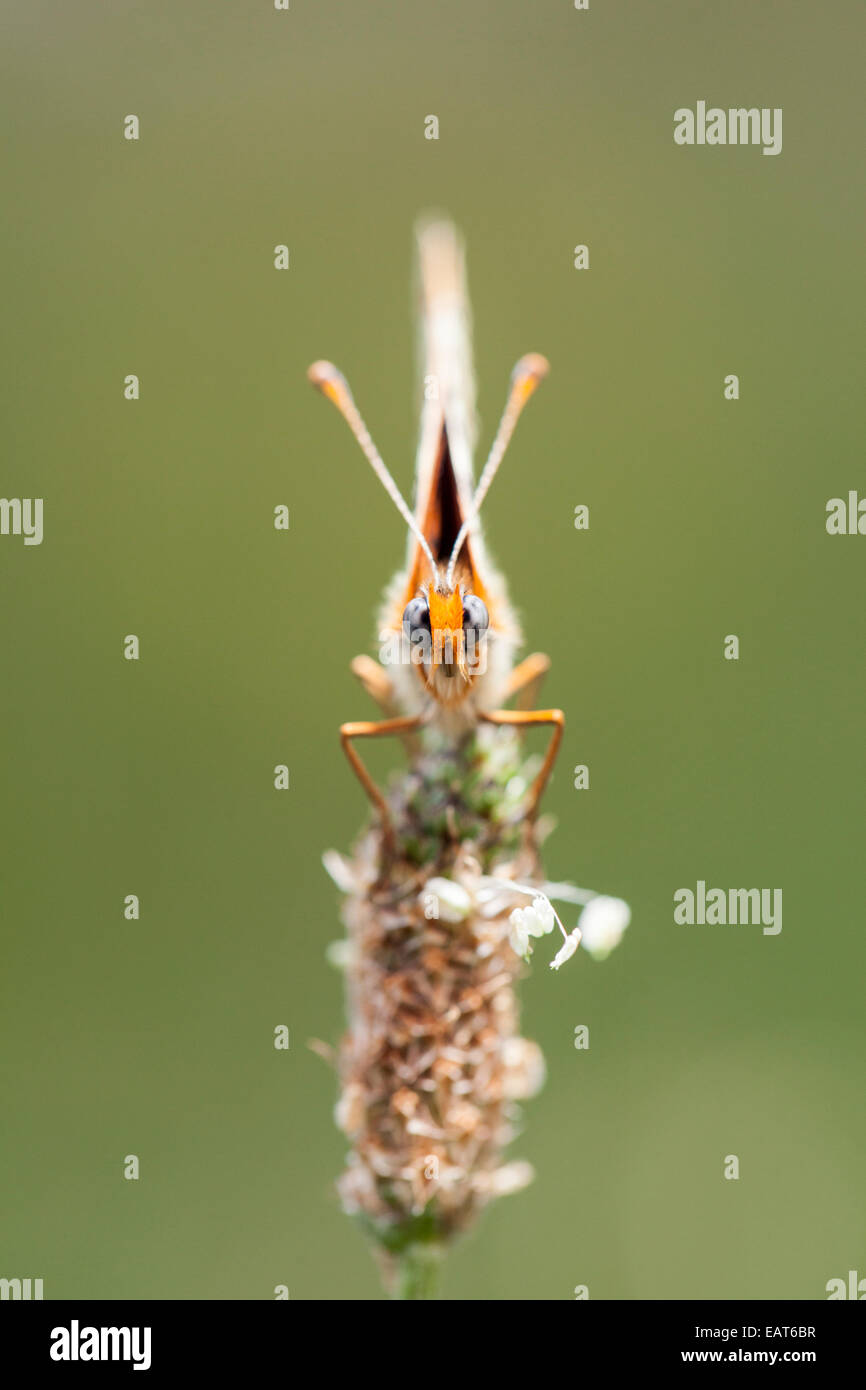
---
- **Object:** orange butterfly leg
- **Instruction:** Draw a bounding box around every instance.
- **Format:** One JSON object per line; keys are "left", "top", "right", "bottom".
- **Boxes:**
{"left": 350, "top": 654, "right": 421, "bottom": 757}
{"left": 479, "top": 706, "right": 565, "bottom": 818}
{"left": 340, "top": 713, "right": 424, "bottom": 852}
{"left": 504, "top": 651, "right": 551, "bottom": 710}
{"left": 350, "top": 654, "right": 397, "bottom": 713}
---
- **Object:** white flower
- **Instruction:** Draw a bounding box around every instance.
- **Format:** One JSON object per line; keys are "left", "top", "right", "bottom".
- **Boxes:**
{"left": 423, "top": 877, "right": 473, "bottom": 923}
{"left": 508, "top": 908, "right": 532, "bottom": 959}
{"left": 528, "top": 895, "right": 555, "bottom": 935}
{"left": 508, "top": 892, "right": 559, "bottom": 960}
{"left": 487, "top": 1160, "right": 535, "bottom": 1196}
{"left": 513, "top": 896, "right": 555, "bottom": 937}
{"left": 507, "top": 888, "right": 570, "bottom": 963}
{"left": 577, "top": 895, "right": 631, "bottom": 960}
{"left": 322, "top": 849, "right": 357, "bottom": 893}
{"left": 550, "top": 927, "right": 582, "bottom": 971}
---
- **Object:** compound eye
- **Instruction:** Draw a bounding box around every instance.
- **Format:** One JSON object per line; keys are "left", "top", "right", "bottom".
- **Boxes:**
{"left": 402, "top": 596, "right": 431, "bottom": 643}
{"left": 462, "top": 595, "right": 489, "bottom": 634}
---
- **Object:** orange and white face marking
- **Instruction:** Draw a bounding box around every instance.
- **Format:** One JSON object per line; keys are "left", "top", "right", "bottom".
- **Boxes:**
{"left": 427, "top": 586, "right": 466, "bottom": 674}
{"left": 399, "top": 582, "right": 489, "bottom": 705}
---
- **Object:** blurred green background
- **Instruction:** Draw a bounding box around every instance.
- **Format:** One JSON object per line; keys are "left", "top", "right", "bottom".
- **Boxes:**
{"left": 2, "top": 1, "right": 864, "bottom": 1300}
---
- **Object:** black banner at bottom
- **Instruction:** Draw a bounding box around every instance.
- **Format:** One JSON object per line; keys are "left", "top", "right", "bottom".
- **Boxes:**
{"left": 2, "top": 1299, "right": 860, "bottom": 1374}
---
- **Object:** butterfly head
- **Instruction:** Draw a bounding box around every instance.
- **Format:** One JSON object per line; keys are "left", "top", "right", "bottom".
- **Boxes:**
{"left": 402, "top": 585, "right": 489, "bottom": 692}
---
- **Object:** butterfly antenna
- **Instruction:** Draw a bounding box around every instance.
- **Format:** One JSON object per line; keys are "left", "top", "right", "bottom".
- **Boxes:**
{"left": 445, "top": 352, "right": 549, "bottom": 587}
{"left": 308, "top": 360, "right": 439, "bottom": 580}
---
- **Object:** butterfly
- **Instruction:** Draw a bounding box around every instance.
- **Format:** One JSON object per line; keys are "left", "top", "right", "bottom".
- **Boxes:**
{"left": 308, "top": 219, "right": 562, "bottom": 855}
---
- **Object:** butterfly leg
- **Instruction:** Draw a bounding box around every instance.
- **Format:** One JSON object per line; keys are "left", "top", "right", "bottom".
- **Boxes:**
{"left": 350, "top": 655, "right": 396, "bottom": 713}
{"left": 340, "top": 713, "right": 424, "bottom": 853}
{"left": 350, "top": 655, "right": 421, "bottom": 756}
{"left": 479, "top": 706, "right": 565, "bottom": 819}
{"left": 504, "top": 652, "right": 551, "bottom": 710}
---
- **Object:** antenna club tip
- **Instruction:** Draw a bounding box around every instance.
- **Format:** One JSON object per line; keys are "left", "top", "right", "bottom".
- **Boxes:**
{"left": 513, "top": 352, "right": 550, "bottom": 387}
{"left": 307, "top": 360, "right": 347, "bottom": 395}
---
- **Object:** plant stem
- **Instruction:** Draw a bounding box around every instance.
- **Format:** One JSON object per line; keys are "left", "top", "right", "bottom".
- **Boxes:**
{"left": 393, "top": 1243, "right": 443, "bottom": 1300}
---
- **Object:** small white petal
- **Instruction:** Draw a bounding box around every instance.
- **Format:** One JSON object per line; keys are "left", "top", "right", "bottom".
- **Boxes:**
{"left": 487, "top": 1160, "right": 535, "bottom": 1196}
{"left": 550, "top": 928, "right": 582, "bottom": 971}
{"left": 530, "top": 894, "right": 556, "bottom": 935}
{"left": 578, "top": 896, "right": 631, "bottom": 959}
{"left": 423, "top": 877, "right": 473, "bottom": 923}
{"left": 508, "top": 909, "right": 532, "bottom": 959}
{"left": 322, "top": 849, "right": 356, "bottom": 893}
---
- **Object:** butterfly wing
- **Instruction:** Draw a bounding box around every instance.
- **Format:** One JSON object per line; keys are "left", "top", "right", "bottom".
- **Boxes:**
{"left": 406, "top": 218, "right": 490, "bottom": 597}
{"left": 415, "top": 217, "right": 477, "bottom": 511}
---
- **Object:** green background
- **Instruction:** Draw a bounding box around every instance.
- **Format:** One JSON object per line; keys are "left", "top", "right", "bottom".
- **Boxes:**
{"left": 2, "top": 1, "right": 863, "bottom": 1300}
